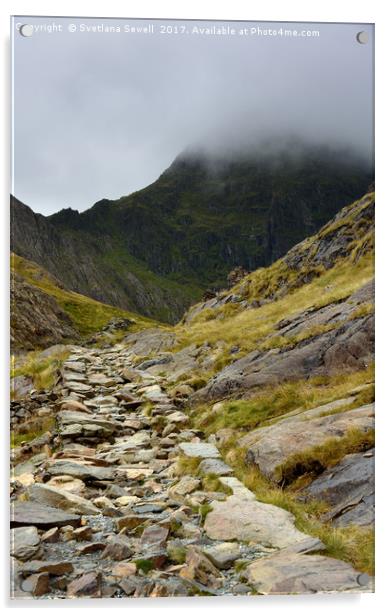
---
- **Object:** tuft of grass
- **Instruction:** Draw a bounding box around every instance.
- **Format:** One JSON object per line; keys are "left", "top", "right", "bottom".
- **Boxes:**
{"left": 314, "top": 526, "right": 374, "bottom": 575}
{"left": 167, "top": 543, "right": 187, "bottom": 564}
{"left": 175, "top": 455, "right": 202, "bottom": 476}
{"left": 11, "top": 348, "right": 70, "bottom": 393}
{"left": 201, "top": 473, "right": 232, "bottom": 494}
{"left": 134, "top": 558, "right": 154, "bottom": 574}
{"left": 198, "top": 503, "right": 213, "bottom": 523}
{"left": 11, "top": 416, "right": 55, "bottom": 448}
{"left": 274, "top": 427, "right": 375, "bottom": 486}
{"left": 193, "top": 365, "right": 374, "bottom": 436}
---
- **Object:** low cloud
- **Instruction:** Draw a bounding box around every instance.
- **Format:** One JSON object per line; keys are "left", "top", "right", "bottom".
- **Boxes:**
{"left": 13, "top": 18, "right": 374, "bottom": 214}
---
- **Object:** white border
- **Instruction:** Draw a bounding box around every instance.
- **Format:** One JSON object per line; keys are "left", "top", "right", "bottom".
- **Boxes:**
{"left": 1, "top": 1, "right": 390, "bottom": 614}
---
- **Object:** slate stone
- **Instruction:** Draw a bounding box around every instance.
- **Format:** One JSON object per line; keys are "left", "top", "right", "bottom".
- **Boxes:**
{"left": 28, "top": 483, "right": 100, "bottom": 515}
{"left": 204, "top": 495, "right": 309, "bottom": 548}
{"left": 245, "top": 551, "right": 374, "bottom": 593}
{"left": 11, "top": 501, "right": 81, "bottom": 529}
{"left": 67, "top": 572, "right": 101, "bottom": 597}
{"left": 46, "top": 460, "right": 115, "bottom": 481}
{"left": 10, "top": 526, "right": 41, "bottom": 561}
{"left": 202, "top": 542, "right": 241, "bottom": 569}
{"left": 178, "top": 442, "right": 220, "bottom": 459}
{"left": 198, "top": 458, "right": 233, "bottom": 476}
{"left": 302, "top": 449, "right": 375, "bottom": 527}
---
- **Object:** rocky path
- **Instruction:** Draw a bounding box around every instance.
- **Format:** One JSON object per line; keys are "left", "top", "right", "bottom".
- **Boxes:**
{"left": 10, "top": 343, "right": 373, "bottom": 598}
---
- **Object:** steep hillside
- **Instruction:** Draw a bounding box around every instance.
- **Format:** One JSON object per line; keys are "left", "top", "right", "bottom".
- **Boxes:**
{"left": 11, "top": 198, "right": 199, "bottom": 324}
{"left": 11, "top": 253, "right": 157, "bottom": 351}
{"left": 11, "top": 143, "right": 373, "bottom": 323}
{"left": 10, "top": 191, "right": 375, "bottom": 596}
{"left": 172, "top": 191, "right": 374, "bottom": 399}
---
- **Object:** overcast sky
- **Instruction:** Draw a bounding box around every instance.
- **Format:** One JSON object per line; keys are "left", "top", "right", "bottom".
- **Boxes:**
{"left": 12, "top": 17, "right": 374, "bottom": 215}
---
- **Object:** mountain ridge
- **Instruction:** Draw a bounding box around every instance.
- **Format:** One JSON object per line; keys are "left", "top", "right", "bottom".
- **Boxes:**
{"left": 11, "top": 142, "right": 373, "bottom": 323}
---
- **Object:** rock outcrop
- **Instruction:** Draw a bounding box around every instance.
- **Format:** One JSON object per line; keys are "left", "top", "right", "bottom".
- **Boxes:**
{"left": 11, "top": 272, "right": 79, "bottom": 351}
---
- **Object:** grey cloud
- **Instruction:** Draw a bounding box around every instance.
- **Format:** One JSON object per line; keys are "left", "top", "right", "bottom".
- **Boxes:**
{"left": 12, "top": 17, "right": 374, "bottom": 214}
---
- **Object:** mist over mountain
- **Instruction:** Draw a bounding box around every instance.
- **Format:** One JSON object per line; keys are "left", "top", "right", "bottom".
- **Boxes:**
{"left": 11, "top": 140, "right": 373, "bottom": 323}
{"left": 13, "top": 18, "right": 374, "bottom": 214}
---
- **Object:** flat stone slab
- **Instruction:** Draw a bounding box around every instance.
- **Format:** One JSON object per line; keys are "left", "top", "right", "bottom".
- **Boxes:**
{"left": 28, "top": 483, "right": 100, "bottom": 515}
{"left": 198, "top": 458, "right": 233, "bottom": 476}
{"left": 245, "top": 551, "right": 373, "bottom": 593}
{"left": 64, "top": 381, "right": 93, "bottom": 393}
{"left": 218, "top": 477, "right": 256, "bottom": 501}
{"left": 239, "top": 403, "right": 374, "bottom": 482}
{"left": 19, "top": 560, "right": 74, "bottom": 576}
{"left": 46, "top": 460, "right": 115, "bottom": 481}
{"left": 58, "top": 411, "right": 120, "bottom": 430}
{"left": 178, "top": 442, "right": 220, "bottom": 459}
{"left": 63, "top": 361, "right": 85, "bottom": 373}
{"left": 202, "top": 542, "right": 241, "bottom": 569}
{"left": 169, "top": 476, "right": 201, "bottom": 498}
{"left": 302, "top": 449, "right": 375, "bottom": 527}
{"left": 204, "top": 495, "right": 309, "bottom": 548}
{"left": 11, "top": 501, "right": 81, "bottom": 529}
{"left": 10, "top": 526, "right": 41, "bottom": 561}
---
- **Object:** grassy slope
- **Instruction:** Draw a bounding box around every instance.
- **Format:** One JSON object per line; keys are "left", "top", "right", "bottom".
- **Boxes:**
{"left": 98, "top": 242, "right": 203, "bottom": 322}
{"left": 173, "top": 193, "right": 374, "bottom": 373}
{"left": 172, "top": 193, "right": 375, "bottom": 574}
{"left": 11, "top": 252, "right": 158, "bottom": 337}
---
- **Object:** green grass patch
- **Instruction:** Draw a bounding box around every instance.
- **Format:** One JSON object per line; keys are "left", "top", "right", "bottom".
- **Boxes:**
{"left": 12, "top": 252, "right": 157, "bottom": 337}
{"left": 11, "top": 416, "right": 55, "bottom": 448}
{"left": 11, "top": 348, "right": 70, "bottom": 393}
{"left": 193, "top": 366, "right": 374, "bottom": 435}
{"left": 134, "top": 558, "right": 154, "bottom": 574}
{"left": 175, "top": 455, "right": 202, "bottom": 476}
{"left": 274, "top": 427, "right": 375, "bottom": 486}
{"left": 198, "top": 503, "right": 213, "bottom": 523}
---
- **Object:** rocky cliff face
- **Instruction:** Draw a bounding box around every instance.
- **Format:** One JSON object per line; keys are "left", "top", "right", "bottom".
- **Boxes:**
{"left": 11, "top": 273, "right": 79, "bottom": 351}
{"left": 10, "top": 197, "right": 196, "bottom": 324}
{"left": 10, "top": 253, "right": 158, "bottom": 352}
{"left": 11, "top": 143, "right": 373, "bottom": 323}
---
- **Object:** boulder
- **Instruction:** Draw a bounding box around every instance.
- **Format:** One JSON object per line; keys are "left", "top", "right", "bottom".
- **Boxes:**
{"left": 67, "top": 572, "right": 101, "bottom": 598}
{"left": 46, "top": 475, "right": 85, "bottom": 494}
{"left": 202, "top": 542, "right": 241, "bottom": 569}
{"left": 140, "top": 525, "right": 169, "bottom": 549}
{"left": 11, "top": 501, "right": 81, "bottom": 529}
{"left": 169, "top": 476, "right": 201, "bottom": 498}
{"left": 198, "top": 458, "right": 233, "bottom": 476}
{"left": 10, "top": 375, "right": 34, "bottom": 400}
{"left": 21, "top": 572, "right": 50, "bottom": 596}
{"left": 302, "top": 449, "right": 375, "bottom": 527}
{"left": 10, "top": 526, "right": 41, "bottom": 561}
{"left": 112, "top": 562, "right": 137, "bottom": 577}
{"left": 180, "top": 546, "right": 223, "bottom": 589}
{"left": 178, "top": 442, "right": 220, "bottom": 459}
{"left": 239, "top": 403, "right": 374, "bottom": 482}
{"left": 28, "top": 483, "right": 100, "bottom": 515}
{"left": 245, "top": 551, "right": 373, "bottom": 593}
{"left": 204, "top": 495, "right": 309, "bottom": 548}
{"left": 19, "top": 560, "right": 73, "bottom": 576}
